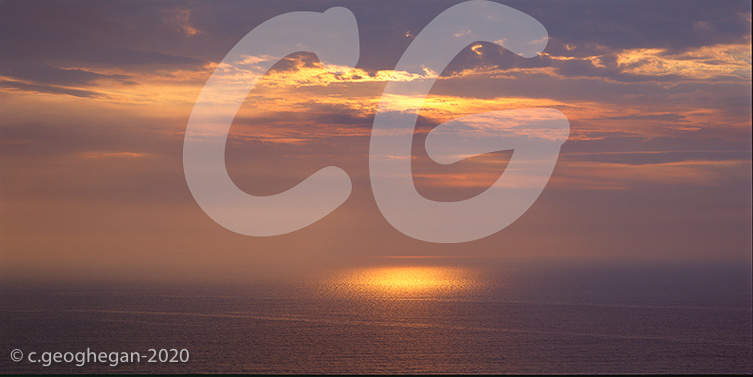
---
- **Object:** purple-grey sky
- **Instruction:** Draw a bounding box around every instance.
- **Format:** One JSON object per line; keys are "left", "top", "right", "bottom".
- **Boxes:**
{"left": 1, "top": 0, "right": 750, "bottom": 281}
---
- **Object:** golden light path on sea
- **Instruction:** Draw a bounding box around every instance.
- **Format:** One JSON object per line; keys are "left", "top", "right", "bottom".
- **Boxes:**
{"left": 326, "top": 266, "right": 483, "bottom": 297}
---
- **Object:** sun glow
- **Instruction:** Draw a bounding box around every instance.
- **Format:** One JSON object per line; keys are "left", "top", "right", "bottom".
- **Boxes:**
{"left": 331, "top": 266, "right": 480, "bottom": 297}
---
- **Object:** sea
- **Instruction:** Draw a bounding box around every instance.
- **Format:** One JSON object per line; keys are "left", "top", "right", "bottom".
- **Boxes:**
{"left": 2, "top": 259, "right": 751, "bottom": 374}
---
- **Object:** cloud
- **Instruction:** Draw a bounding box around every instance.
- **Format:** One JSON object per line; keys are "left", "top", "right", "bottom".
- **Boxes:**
{"left": 0, "top": 64, "right": 131, "bottom": 87}
{"left": 214, "top": 53, "right": 439, "bottom": 91}
{"left": 616, "top": 44, "right": 751, "bottom": 79}
{"left": 551, "top": 159, "right": 751, "bottom": 190}
{"left": 78, "top": 151, "right": 150, "bottom": 159}
{"left": 170, "top": 9, "right": 201, "bottom": 36}
{"left": 0, "top": 78, "right": 102, "bottom": 98}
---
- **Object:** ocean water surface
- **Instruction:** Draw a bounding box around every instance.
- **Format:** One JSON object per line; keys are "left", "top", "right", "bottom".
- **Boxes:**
{"left": 2, "top": 260, "right": 751, "bottom": 373}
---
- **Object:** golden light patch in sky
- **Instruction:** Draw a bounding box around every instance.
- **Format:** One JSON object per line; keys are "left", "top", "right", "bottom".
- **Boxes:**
{"left": 470, "top": 43, "right": 484, "bottom": 56}
{"left": 616, "top": 43, "right": 751, "bottom": 79}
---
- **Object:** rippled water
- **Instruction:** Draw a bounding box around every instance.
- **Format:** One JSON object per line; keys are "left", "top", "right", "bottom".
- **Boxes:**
{"left": 2, "top": 262, "right": 751, "bottom": 373}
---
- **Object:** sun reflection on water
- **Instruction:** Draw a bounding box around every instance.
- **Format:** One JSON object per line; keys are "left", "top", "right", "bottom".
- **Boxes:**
{"left": 328, "top": 266, "right": 482, "bottom": 297}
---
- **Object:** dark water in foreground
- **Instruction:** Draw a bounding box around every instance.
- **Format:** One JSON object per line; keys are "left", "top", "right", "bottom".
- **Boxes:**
{"left": 2, "top": 261, "right": 751, "bottom": 374}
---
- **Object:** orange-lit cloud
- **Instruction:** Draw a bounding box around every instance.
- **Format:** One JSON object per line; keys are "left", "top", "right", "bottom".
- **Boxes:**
{"left": 615, "top": 44, "right": 751, "bottom": 80}
{"left": 78, "top": 151, "right": 150, "bottom": 159}
{"left": 169, "top": 9, "right": 201, "bottom": 36}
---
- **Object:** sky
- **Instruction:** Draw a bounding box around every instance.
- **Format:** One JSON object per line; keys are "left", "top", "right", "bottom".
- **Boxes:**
{"left": 0, "top": 0, "right": 751, "bottom": 281}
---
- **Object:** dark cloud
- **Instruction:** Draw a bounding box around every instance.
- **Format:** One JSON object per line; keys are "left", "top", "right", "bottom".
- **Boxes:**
{"left": 0, "top": 1, "right": 206, "bottom": 70}
{"left": 0, "top": 79, "right": 101, "bottom": 98}
{"left": 0, "top": 117, "right": 182, "bottom": 160}
{"left": 511, "top": 0, "right": 751, "bottom": 53}
{"left": 2, "top": 0, "right": 748, "bottom": 94}
{"left": 0, "top": 64, "right": 130, "bottom": 87}
{"left": 561, "top": 134, "right": 751, "bottom": 164}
